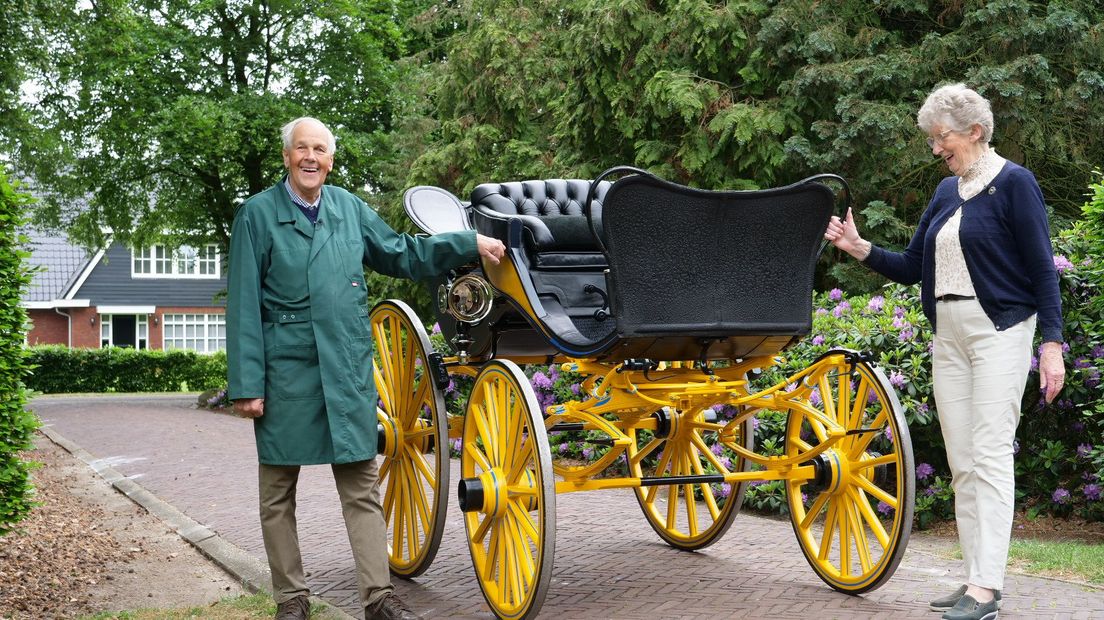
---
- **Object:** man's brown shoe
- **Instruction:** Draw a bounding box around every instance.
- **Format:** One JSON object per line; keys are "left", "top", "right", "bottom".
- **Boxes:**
{"left": 366, "top": 593, "right": 419, "bottom": 620}
{"left": 275, "top": 594, "right": 311, "bottom": 620}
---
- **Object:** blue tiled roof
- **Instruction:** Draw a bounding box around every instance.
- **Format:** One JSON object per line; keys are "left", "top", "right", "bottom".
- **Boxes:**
{"left": 22, "top": 230, "right": 91, "bottom": 302}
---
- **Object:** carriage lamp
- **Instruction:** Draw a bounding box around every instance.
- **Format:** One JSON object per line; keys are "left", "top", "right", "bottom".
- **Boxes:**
{"left": 440, "top": 274, "right": 494, "bottom": 323}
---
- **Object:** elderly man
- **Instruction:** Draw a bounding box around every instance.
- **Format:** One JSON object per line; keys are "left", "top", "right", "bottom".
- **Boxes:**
{"left": 227, "top": 117, "right": 504, "bottom": 620}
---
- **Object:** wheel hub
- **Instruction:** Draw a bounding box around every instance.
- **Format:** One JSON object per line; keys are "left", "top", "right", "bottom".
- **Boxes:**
{"left": 377, "top": 414, "right": 400, "bottom": 459}
{"left": 805, "top": 449, "right": 849, "bottom": 495}
{"left": 458, "top": 469, "right": 509, "bottom": 517}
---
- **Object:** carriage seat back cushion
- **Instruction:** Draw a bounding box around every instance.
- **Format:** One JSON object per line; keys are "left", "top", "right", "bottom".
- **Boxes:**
{"left": 470, "top": 179, "right": 609, "bottom": 255}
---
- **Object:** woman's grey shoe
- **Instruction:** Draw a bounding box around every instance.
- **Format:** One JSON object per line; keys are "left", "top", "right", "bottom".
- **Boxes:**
{"left": 930, "top": 586, "right": 1001, "bottom": 612}
{"left": 941, "top": 594, "right": 999, "bottom": 620}
{"left": 930, "top": 585, "right": 968, "bottom": 611}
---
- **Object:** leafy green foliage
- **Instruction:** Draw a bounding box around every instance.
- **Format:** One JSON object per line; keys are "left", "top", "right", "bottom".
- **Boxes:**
{"left": 387, "top": 0, "right": 1104, "bottom": 302}
{"left": 0, "top": 170, "right": 39, "bottom": 536}
{"left": 9, "top": 0, "right": 409, "bottom": 253}
{"left": 25, "top": 346, "right": 227, "bottom": 394}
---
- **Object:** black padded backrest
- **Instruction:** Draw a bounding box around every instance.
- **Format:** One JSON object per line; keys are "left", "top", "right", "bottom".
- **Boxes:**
{"left": 471, "top": 179, "right": 603, "bottom": 217}
{"left": 470, "top": 179, "right": 609, "bottom": 251}
{"left": 603, "top": 174, "right": 836, "bottom": 337}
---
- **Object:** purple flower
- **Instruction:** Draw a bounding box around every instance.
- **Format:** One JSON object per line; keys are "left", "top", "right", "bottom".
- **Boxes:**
{"left": 829, "top": 288, "right": 843, "bottom": 301}
{"left": 582, "top": 447, "right": 594, "bottom": 460}
{"left": 1071, "top": 421, "right": 1086, "bottom": 433}
{"left": 1078, "top": 443, "right": 1093, "bottom": 458}
{"left": 1030, "top": 356, "right": 1039, "bottom": 372}
{"left": 1052, "top": 487, "right": 1071, "bottom": 505}
{"left": 867, "top": 295, "right": 885, "bottom": 313}
{"left": 1086, "top": 371, "right": 1101, "bottom": 389}
{"left": 917, "top": 402, "right": 929, "bottom": 414}
{"left": 884, "top": 427, "right": 894, "bottom": 442}
{"left": 1053, "top": 255, "right": 1074, "bottom": 272}
{"left": 876, "top": 501, "right": 893, "bottom": 516}
{"left": 889, "top": 371, "right": 906, "bottom": 389}
{"left": 751, "top": 417, "right": 760, "bottom": 430}
{"left": 451, "top": 438, "right": 462, "bottom": 453}
{"left": 832, "top": 301, "right": 851, "bottom": 317}
{"left": 809, "top": 389, "right": 822, "bottom": 407}
{"left": 558, "top": 442, "right": 569, "bottom": 454}
{"left": 816, "top": 307, "right": 828, "bottom": 316}
{"left": 923, "top": 486, "right": 937, "bottom": 497}
{"left": 892, "top": 316, "right": 908, "bottom": 329}
{"left": 898, "top": 328, "right": 914, "bottom": 342}
{"left": 1092, "top": 345, "right": 1104, "bottom": 359}
{"left": 431, "top": 322, "right": 442, "bottom": 335}
{"left": 1074, "top": 357, "right": 1093, "bottom": 369}
{"left": 720, "top": 456, "right": 733, "bottom": 470}
{"left": 916, "top": 463, "right": 934, "bottom": 480}
{"left": 716, "top": 485, "right": 731, "bottom": 499}
{"left": 811, "top": 335, "right": 825, "bottom": 345}
{"left": 445, "top": 378, "right": 457, "bottom": 395}
{"left": 894, "top": 306, "right": 905, "bottom": 318}
{"left": 531, "top": 371, "right": 552, "bottom": 390}
{"left": 571, "top": 383, "right": 582, "bottom": 395}
{"left": 1084, "top": 484, "right": 1102, "bottom": 501}
{"left": 711, "top": 442, "right": 724, "bottom": 456}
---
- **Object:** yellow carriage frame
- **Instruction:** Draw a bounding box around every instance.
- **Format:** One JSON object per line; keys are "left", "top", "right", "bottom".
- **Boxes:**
{"left": 370, "top": 168, "right": 915, "bottom": 619}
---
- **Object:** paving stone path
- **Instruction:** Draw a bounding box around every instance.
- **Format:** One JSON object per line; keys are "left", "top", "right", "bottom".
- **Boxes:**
{"left": 32, "top": 394, "right": 1103, "bottom": 619}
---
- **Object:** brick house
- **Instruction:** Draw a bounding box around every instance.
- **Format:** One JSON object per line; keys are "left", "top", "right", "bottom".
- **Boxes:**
{"left": 22, "top": 230, "right": 227, "bottom": 352}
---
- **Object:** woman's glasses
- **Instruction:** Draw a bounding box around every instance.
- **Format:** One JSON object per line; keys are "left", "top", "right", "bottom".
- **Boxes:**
{"left": 926, "top": 129, "right": 954, "bottom": 148}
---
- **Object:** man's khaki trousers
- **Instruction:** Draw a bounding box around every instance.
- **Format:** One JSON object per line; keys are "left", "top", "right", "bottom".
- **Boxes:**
{"left": 259, "top": 458, "right": 392, "bottom": 607}
{"left": 933, "top": 297, "right": 1035, "bottom": 591}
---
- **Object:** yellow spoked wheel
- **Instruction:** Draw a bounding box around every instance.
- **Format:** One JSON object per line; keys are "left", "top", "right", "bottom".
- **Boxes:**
{"left": 784, "top": 351, "right": 914, "bottom": 594}
{"left": 371, "top": 300, "right": 449, "bottom": 579}
{"left": 627, "top": 406, "right": 755, "bottom": 550}
{"left": 459, "top": 360, "right": 555, "bottom": 620}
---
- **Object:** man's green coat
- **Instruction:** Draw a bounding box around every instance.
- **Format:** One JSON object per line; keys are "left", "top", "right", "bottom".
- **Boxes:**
{"left": 226, "top": 181, "right": 476, "bottom": 465}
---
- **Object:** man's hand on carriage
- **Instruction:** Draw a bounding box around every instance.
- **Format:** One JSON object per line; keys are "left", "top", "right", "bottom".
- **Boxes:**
{"left": 824, "top": 208, "right": 872, "bottom": 261}
{"left": 476, "top": 233, "right": 506, "bottom": 265}
{"left": 234, "top": 398, "right": 265, "bottom": 418}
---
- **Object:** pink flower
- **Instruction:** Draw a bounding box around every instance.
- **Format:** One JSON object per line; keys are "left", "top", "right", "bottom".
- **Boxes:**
{"left": 1053, "top": 255, "right": 1074, "bottom": 272}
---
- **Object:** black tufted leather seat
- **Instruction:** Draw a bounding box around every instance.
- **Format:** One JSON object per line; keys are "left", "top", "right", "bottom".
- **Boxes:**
{"left": 470, "top": 179, "right": 609, "bottom": 269}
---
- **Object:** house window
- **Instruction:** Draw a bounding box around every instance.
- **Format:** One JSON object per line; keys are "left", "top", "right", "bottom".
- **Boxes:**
{"left": 162, "top": 313, "right": 226, "bottom": 353}
{"left": 132, "top": 244, "right": 220, "bottom": 278}
{"left": 99, "top": 315, "right": 148, "bottom": 349}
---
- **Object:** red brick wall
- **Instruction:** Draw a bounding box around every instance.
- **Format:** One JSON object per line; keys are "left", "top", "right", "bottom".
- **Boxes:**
{"left": 69, "top": 307, "right": 101, "bottom": 348}
{"left": 25, "top": 310, "right": 71, "bottom": 346}
{"left": 24, "top": 306, "right": 226, "bottom": 349}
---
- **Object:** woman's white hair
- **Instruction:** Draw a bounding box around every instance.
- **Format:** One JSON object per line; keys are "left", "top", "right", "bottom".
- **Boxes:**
{"left": 281, "top": 117, "right": 337, "bottom": 154}
{"left": 916, "top": 83, "right": 994, "bottom": 143}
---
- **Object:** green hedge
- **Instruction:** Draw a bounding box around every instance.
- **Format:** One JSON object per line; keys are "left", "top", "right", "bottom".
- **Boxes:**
{"left": 1, "top": 170, "right": 39, "bottom": 536}
{"left": 25, "top": 346, "right": 227, "bottom": 394}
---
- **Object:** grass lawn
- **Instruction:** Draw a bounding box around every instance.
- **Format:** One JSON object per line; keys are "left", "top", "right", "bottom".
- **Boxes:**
{"left": 1007, "top": 539, "right": 1104, "bottom": 585}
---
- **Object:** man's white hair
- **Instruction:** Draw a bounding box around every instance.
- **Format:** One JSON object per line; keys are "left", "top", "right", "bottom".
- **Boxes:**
{"left": 281, "top": 117, "right": 337, "bottom": 154}
{"left": 917, "top": 83, "right": 994, "bottom": 143}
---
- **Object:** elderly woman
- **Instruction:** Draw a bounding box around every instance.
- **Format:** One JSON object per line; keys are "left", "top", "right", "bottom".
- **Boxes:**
{"left": 824, "top": 83, "right": 1065, "bottom": 620}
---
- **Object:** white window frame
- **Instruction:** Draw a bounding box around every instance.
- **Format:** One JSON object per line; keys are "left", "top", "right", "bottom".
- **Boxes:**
{"left": 131, "top": 244, "right": 221, "bottom": 279}
{"left": 99, "top": 314, "right": 149, "bottom": 350}
{"left": 162, "top": 313, "right": 226, "bottom": 354}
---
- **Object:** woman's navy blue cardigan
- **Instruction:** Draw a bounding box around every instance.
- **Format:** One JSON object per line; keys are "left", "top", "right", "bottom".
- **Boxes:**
{"left": 863, "top": 161, "right": 1063, "bottom": 343}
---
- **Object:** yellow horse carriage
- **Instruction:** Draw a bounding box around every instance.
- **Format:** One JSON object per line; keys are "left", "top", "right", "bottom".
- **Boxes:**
{"left": 369, "top": 167, "right": 915, "bottom": 619}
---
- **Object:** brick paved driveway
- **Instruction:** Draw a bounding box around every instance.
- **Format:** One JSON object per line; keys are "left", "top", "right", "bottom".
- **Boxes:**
{"left": 31, "top": 394, "right": 1103, "bottom": 619}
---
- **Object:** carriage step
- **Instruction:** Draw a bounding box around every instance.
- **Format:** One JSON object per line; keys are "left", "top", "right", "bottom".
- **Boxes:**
{"left": 639, "top": 473, "right": 726, "bottom": 487}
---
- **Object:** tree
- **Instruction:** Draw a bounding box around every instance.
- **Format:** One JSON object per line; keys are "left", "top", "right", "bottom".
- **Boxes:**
{"left": 390, "top": 0, "right": 1104, "bottom": 293}
{"left": 9, "top": 0, "right": 409, "bottom": 253}
{"left": 0, "top": 169, "right": 39, "bottom": 536}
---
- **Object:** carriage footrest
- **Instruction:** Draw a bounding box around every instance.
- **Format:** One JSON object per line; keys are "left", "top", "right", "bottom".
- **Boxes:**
{"left": 639, "top": 473, "right": 726, "bottom": 487}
